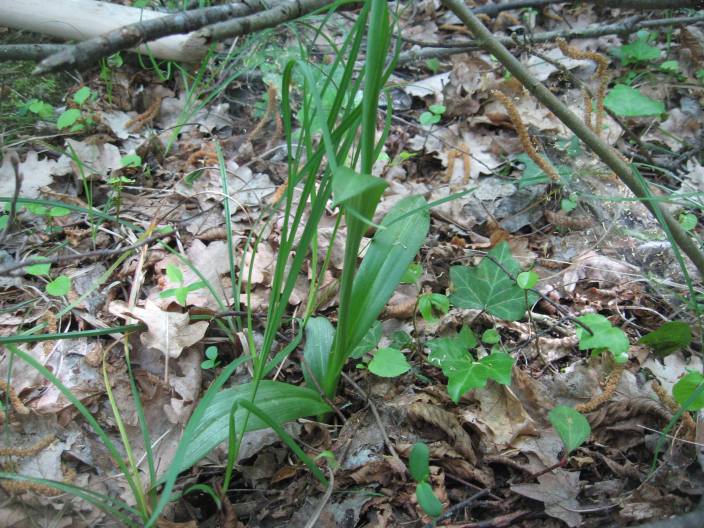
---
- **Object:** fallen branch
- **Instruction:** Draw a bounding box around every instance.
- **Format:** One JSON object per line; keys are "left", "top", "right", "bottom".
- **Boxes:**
{"left": 193, "top": 0, "right": 335, "bottom": 44}
{"left": 0, "top": 44, "right": 66, "bottom": 62}
{"left": 398, "top": 14, "right": 704, "bottom": 63}
{"left": 441, "top": 0, "right": 704, "bottom": 278}
{"left": 32, "top": 0, "right": 270, "bottom": 74}
{"left": 588, "top": 0, "right": 704, "bottom": 8}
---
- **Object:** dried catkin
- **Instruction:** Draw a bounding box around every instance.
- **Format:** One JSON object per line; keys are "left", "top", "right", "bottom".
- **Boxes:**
{"left": 556, "top": 38, "right": 609, "bottom": 137}
{"left": 652, "top": 380, "right": 696, "bottom": 441}
{"left": 575, "top": 364, "right": 624, "bottom": 413}
{"left": 492, "top": 90, "right": 560, "bottom": 181}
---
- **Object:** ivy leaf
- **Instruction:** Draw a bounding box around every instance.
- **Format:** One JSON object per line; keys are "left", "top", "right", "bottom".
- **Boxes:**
{"left": 604, "top": 84, "right": 664, "bottom": 117}
{"left": 368, "top": 347, "right": 410, "bottom": 378}
{"left": 575, "top": 313, "right": 629, "bottom": 364}
{"left": 450, "top": 241, "right": 538, "bottom": 321}
{"left": 548, "top": 406, "right": 591, "bottom": 454}
{"left": 612, "top": 31, "right": 661, "bottom": 65}
{"left": 638, "top": 321, "right": 692, "bottom": 357}
{"left": 672, "top": 371, "right": 704, "bottom": 411}
{"left": 427, "top": 329, "right": 514, "bottom": 403}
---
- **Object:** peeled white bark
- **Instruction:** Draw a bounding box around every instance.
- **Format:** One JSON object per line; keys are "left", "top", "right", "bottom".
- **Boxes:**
{"left": 0, "top": 0, "right": 207, "bottom": 62}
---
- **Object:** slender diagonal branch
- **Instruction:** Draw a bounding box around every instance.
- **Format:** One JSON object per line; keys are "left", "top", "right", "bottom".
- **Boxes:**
{"left": 441, "top": 0, "right": 704, "bottom": 279}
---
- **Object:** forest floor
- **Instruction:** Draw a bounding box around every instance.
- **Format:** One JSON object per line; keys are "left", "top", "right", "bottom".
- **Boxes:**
{"left": 1, "top": 1, "right": 704, "bottom": 527}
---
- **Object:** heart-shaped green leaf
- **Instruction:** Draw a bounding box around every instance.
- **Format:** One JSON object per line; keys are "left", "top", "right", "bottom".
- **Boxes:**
{"left": 368, "top": 347, "right": 410, "bottom": 377}
{"left": 548, "top": 406, "right": 591, "bottom": 453}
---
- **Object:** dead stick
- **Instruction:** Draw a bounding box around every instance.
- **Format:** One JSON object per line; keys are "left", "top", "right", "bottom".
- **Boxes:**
{"left": 398, "top": 14, "right": 704, "bottom": 63}
{"left": 441, "top": 0, "right": 704, "bottom": 279}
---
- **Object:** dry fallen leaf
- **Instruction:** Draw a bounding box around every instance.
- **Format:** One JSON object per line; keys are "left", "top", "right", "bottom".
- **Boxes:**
{"left": 511, "top": 470, "right": 583, "bottom": 527}
{"left": 110, "top": 300, "right": 208, "bottom": 358}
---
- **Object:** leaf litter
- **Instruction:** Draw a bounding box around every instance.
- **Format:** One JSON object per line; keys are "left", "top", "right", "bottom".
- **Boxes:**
{"left": 2, "top": 1, "right": 704, "bottom": 527}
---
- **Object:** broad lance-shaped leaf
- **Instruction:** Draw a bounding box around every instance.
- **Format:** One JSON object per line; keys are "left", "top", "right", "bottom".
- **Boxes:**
{"left": 302, "top": 317, "right": 335, "bottom": 389}
{"left": 179, "top": 381, "right": 330, "bottom": 473}
{"left": 450, "top": 241, "right": 538, "bottom": 321}
{"left": 347, "top": 195, "right": 430, "bottom": 352}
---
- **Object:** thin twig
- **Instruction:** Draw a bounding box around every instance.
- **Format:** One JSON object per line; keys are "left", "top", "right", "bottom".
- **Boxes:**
{"left": 303, "top": 467, "right": 335, "bottom": 528}
{"left": 0, "top": 152, "right": 21, "bottom": 246}
{"left": 341, "top": 372, "right": 407, "bottom": 475}
{"left": 422, "top": 489, "right": 490, "bottom": 528}
{"left": 0, "top": 230, "right": 174, "bottom": 276}
{"left": 398, "top": 14, "right": 704, "bottom": 64}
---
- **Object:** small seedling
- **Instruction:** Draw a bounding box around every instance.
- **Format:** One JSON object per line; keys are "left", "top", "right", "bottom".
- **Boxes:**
{"left": 409, "top": 442, "right": 443, "bottom": 519}
{"left": 561, "top": 195, "right": 578, "bottom": 213}
{"left": 419, "top": 104, "right": 446, "bottom": 126}
{"left": 201, "top": 346, "right": 220, "bottom": 370}
{"left": 575, "top": 313, "right": 629, "bottom": 364}
{"left": 400, "top": 262, "right": 423, "bottom": 284}
{"left": 425, "top": 58, "right": 440, "bottom": 74}
{"left": 57, "top": 86, "right": 96, "bottom": 132}
{"left": 516, "top": 270, "right": 539, "bottom": 290}
{"left": 481, "top": 328, "right": 500, "bottom": 345}
{"left": 418, "top": 292, "right": 450, "bottom": 323}
{"left": 159, "top": 264, "right": 207, "bottom": 307}
{"left": 679, "top": 212, "right": 697, "bottom": 232}
{"left": 611, "top": 30, "right": 661, "bottom": 65}
{"left": 24, "top": 262, "right": 51, "bottom": 277}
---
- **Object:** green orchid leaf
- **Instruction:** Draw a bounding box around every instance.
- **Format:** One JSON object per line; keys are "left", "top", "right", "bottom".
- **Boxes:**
{"left": 302, "top": 317, "right": 335, "bottom": 389}
{"left": 180, "top": 381, "right": 330, "bottom": 474}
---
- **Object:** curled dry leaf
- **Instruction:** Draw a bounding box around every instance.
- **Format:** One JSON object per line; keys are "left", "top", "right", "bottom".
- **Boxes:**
{"left": 408, "top": 401, "right": 477, "bottom": 464}
{"left": 109, "top": 300, "right": 208, "bottom": 358}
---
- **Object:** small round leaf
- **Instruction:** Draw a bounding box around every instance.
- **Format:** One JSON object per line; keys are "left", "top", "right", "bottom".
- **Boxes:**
{"left": 368, "top": 348, "right": 410, "bottom": 378}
